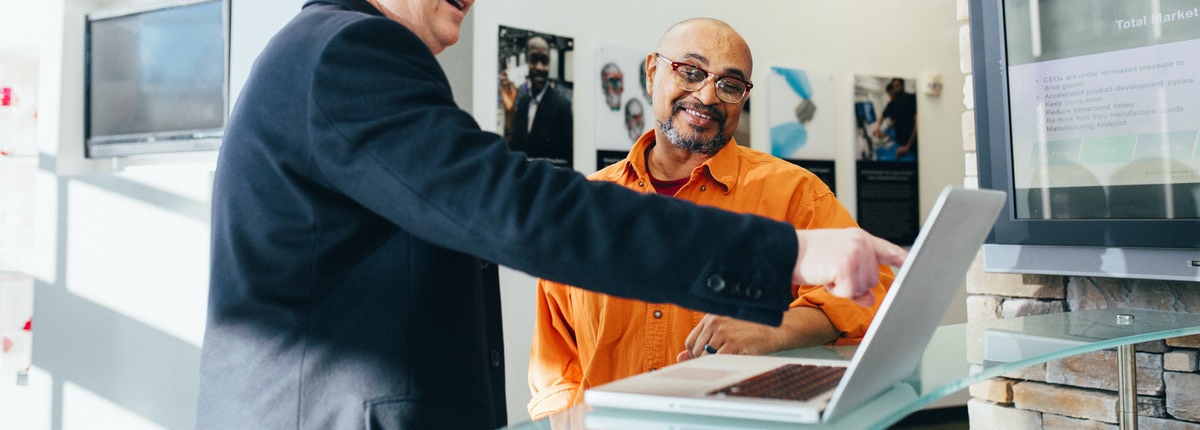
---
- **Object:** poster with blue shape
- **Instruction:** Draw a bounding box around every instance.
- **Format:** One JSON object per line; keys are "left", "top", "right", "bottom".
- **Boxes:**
{"left": 768, "top": 66, "right": 837, "bottom": 191}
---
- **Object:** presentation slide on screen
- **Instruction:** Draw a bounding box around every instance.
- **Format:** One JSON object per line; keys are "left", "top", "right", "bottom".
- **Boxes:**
{"left": 1008, "top": 36, "right": 1200, "bottom": 191}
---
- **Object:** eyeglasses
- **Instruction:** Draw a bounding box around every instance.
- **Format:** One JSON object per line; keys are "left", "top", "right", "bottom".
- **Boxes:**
{"left": 655, "top": 53, "right": 753, "bottom": 104}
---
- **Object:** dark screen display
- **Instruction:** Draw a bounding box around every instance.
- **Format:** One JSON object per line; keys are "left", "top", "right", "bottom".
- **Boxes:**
{"left": 86, "top": 0, "right": 224, "bottom": 155}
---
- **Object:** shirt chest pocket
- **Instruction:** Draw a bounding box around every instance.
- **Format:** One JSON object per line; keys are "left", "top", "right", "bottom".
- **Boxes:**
{"left": 569, "top": 290, "right": 632, "bottom": 346}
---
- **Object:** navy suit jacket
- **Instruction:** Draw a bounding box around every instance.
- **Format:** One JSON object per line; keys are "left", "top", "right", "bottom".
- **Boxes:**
{"left": 198, "top": 1, "right": 797, "bottom": 428}
{"left": 509, "top": 86, "right": 573, "bottom": 168}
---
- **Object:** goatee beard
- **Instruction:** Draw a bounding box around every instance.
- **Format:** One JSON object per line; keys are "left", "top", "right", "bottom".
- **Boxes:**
{"left": 658, "top": 118, "right": 728, "bottom": 156}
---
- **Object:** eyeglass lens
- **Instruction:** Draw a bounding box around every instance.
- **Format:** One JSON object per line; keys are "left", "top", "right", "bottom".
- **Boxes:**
{"left": 671, "top": 63, "right": 747, "bottom": 103}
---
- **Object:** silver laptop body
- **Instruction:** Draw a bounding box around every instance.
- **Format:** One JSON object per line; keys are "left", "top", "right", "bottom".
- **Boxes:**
{"left": 584, "top": 187, "right": 1006, "bottom": 423}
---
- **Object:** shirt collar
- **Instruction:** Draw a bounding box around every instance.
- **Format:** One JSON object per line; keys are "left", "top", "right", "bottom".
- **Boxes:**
{"left": 621, "top": 130, "right": 739, "bottom": 193}
{"left": 530, "top": 84, "right": 548, "bottom": 104}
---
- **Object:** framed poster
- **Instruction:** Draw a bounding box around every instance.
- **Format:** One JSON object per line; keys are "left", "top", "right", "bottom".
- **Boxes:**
{"left": 498, "top": 26, "right": 575, "bottom": 169}
{"left": 853, "top": 75, "right": 920, "bottom": 245}
{"left": 769, "top": 66, "right": 837, "bottom": 191}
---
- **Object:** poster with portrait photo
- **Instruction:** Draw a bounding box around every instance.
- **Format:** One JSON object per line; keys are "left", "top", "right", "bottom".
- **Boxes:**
{"left": 768, "top": 66, "right": 837, "bottom": 192}
{"left": 498, "top": 26, "right": 575, "bottom": 169}
{"left": 852, "top": 74, "right": 920, "bottom": 245}
{"left": 594, "top": 44, "right": 653, "bottom": 171}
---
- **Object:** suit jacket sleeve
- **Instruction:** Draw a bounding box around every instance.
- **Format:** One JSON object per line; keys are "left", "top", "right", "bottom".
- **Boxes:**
{"left": 306, "top": 18, "right": 797, "bottom": 325}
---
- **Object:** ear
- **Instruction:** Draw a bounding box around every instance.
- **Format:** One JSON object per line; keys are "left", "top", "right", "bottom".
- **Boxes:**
{"left": 644, "top": 53, "right": 657, "bottom": 96}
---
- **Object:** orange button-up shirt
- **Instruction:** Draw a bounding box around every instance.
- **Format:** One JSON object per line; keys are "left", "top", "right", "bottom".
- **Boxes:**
{"left": 527, "top": 131, "right": 894, "bottom": 420}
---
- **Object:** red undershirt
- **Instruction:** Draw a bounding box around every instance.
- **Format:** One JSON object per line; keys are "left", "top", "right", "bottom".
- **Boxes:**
{"left": 649, "top": 173, "right": 688, "bottom": 196}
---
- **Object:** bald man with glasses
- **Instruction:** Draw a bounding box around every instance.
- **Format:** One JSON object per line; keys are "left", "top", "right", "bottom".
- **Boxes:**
{"left": 527, "top": 18, "right": 895, "bottom": 420}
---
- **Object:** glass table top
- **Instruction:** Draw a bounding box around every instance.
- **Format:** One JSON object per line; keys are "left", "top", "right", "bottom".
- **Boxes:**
{"left": 501, "top": 308, "right": 1200, "bottom": 429}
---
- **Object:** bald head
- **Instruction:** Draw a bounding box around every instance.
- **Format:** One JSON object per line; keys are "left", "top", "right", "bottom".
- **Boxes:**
{"left": 656, "top": 18, "right": 752, "bottom": 78}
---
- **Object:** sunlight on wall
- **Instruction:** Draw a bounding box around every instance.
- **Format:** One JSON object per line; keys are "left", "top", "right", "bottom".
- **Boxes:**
{"left": 64, "top": 177, "right": 209, "bottom": 347}
{"left": 64, "top": 380, "right": 165, "bottom": 430}
{"left": 33, "top": 169, "right": 58, "bottom": 286}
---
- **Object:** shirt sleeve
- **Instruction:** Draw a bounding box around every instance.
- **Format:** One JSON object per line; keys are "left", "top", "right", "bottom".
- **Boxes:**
{"left": 786, "top": 183, "right": 896, "bottom": 345}
{"left": 789, "top": 267, "right": 894, "bottom": 345}
{"left": 528, "top": 279, "right": 584, "bottom": 420}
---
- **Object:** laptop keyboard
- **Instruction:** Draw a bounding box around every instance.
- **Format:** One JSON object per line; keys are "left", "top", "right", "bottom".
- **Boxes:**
{"left": 708, "top": 364, "right": 846, "bottom": 401}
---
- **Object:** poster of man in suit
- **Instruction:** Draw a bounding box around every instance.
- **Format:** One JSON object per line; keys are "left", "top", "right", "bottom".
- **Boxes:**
{"left": 498, "top": 26, "right": 575, "bottom": 169}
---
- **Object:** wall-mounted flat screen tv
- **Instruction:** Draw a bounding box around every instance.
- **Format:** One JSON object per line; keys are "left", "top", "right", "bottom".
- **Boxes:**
{"left": 969, "top": 0, "right": 1200, "bottom": 281}
{"left": 85, "top": 0, "right": 227, "bottom": 158}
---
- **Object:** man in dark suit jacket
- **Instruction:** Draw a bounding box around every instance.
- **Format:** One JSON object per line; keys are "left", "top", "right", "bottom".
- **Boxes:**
{"left": 503, "top": 36, "right": 573, "bottom": 168}
{"left": 197, "top": 0, "right": 906, "bottom": 429}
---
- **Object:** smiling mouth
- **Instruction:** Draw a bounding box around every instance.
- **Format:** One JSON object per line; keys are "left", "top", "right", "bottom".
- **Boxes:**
{"left": 446, "top": 0, "right": 465, "bottom": 11}
{"left": 675, "top": 102, "right": 724, "bottom": 125}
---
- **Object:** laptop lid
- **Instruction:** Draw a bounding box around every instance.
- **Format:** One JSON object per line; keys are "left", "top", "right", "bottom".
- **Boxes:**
{"left": 821, "top": 186, "right": 1005, "bottom": 420}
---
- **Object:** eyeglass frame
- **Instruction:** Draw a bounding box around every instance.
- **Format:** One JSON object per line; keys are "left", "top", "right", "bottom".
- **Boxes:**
{"left": 653, "top": 52, "right": 753, "bottom": 104}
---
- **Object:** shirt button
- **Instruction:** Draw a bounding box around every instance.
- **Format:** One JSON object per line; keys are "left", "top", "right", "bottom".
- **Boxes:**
{"left": 638, "top": 181, "right": 645, "bottom": 187}
{"left": 706, "top": 275, "right": 726, "bottom": 293}
{"left": 700, "top": 185, "right": 707, "bottom": 191}
{"left": 653, "top": 310, "right": 663, "bottom": 319}
{"left": 490, "top": 349, "right": 502, "bottom": 368}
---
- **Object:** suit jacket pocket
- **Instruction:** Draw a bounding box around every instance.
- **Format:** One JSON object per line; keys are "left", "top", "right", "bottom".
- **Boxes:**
{"left": 364, "top": 396, "right": 492, "bottom": 430}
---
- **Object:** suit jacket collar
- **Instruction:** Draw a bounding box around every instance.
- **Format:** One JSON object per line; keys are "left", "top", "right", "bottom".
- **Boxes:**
{"left": 303, "top": 0, "right": 383, "bottom": 16}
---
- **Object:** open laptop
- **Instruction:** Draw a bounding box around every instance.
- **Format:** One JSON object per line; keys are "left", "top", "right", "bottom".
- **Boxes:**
{"left": 584, "top": 186, "right": 1006, "bottom": 424}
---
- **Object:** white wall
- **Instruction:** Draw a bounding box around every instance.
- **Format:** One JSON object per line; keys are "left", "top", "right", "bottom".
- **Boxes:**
{"left": 4, "top": 1, "right": 967, "bottom": 428}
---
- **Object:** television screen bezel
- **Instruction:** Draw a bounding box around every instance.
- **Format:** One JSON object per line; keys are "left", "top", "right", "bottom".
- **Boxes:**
{"left": 84, "top": 0, "right": 229, "bottom": 159}
{"left": 969, "top": 0, "right": 1200, "bottom": 281}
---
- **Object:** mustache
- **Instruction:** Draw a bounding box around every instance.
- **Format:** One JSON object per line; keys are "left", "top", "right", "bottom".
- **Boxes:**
{"left": 672, "top": 100, "right": 725, "bottom": 124}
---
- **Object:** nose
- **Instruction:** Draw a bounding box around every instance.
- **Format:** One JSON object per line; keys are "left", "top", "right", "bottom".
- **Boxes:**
{"left": 692, "top": 76, "right": 722, "bottom": 105}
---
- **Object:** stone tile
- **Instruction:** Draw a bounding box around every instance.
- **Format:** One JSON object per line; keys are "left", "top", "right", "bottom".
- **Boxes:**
{"left": 962, "top": 111, "right": 975, "bottom": 152}
{"left": 969, "top": 378, "right": 1015, "bottom": 404}
{"left": 1140, "top": 415, "right": 1200, "bottom": 430}
{"left": 1043, "top": 413, "right": 1116, "bottom": 430}
{"left": 966, "top": 294, "right": 1001, "bottom": 322}
{"left": 1140, "top": 395, "right": 1166, "bottom": 418}
{"left": 1002, "top": 362, "right": 1047, "bottom": 382}
{"left": 959, "top": 24, "right": 972, "bottom": 74}
{"left": 1137, "top": 340, "right": 1169, "bottom": 354}
{"left": 1067, "top": 278, "right": 1200, "bottom": 312}
{"left": 1036, "top": 401, "right": 1191, "bottom": 429}
{"left": 1045, "top": 350, "right": 1163, "bottom": 395}
{"left": 965, "top": 253, "right": 1065, "bottom": 298}
{"left": 1164, "top": 350, "right": 1198, "bottom": 372}
{"left": 963, "top": 75, "right": 974, "bottom": 110}
{"left": 1167, "top": 336, "right": 1200, "bottom": 349}
{"left": 1165, "top": 372, "right": 1200, "bottom": 422}
{"left": 1013, "top": 381, "right": 1118, "bottom": 423}
{"left": 1000, "top": 298, "right": 1065, "bottom": 319}
{"left": 968, "top": 398, "right": 1041, "bottom": 430}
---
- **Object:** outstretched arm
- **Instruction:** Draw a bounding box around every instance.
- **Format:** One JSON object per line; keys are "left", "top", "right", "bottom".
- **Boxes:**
{"left": 793, "top": 228, "right": 906, "bottom": 306}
